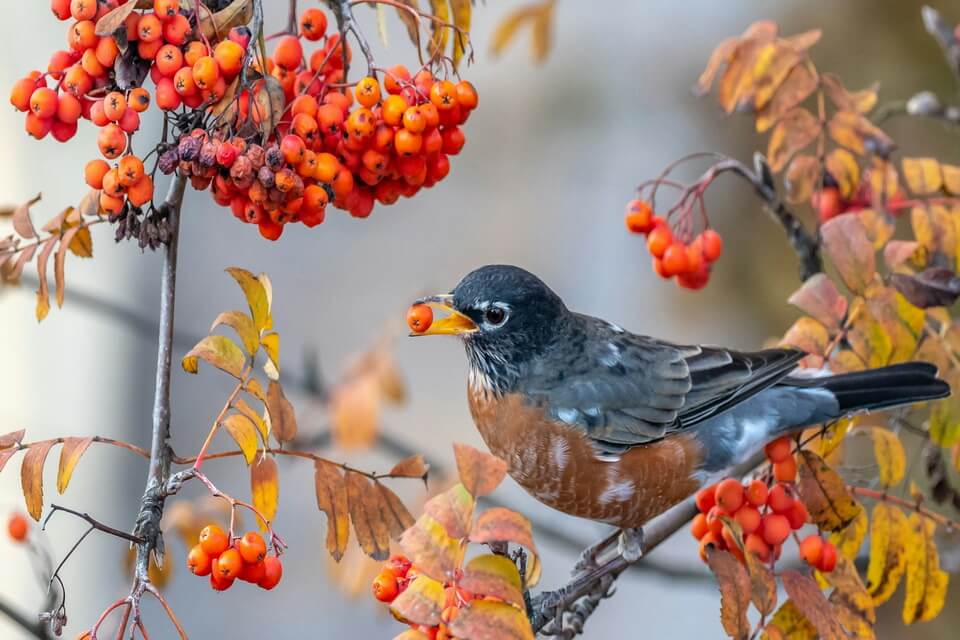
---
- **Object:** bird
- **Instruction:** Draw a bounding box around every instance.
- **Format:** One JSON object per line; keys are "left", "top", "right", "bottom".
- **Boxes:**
{"left": 411, "top": 264, "right": 950, "bottom": 533}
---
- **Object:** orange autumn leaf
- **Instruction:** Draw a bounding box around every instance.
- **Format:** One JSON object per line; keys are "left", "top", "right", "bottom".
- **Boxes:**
{"left": 56, "top": 436, "right": 93, "bottom": 494}
{"left": 21, "top": 440, "right": 55, "bottom": 521}
{"left": 453, "top": 442, "right": 507, "bottom": 498}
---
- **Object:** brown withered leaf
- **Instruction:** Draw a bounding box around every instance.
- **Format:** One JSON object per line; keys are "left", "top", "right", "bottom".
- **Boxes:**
{"left": 250, "top": 455, "right": 278, "bottom": 530}
{"left": 54, "top": 225, "right": 82, "bottom": 308}
{"left": 453, "top": 442, "right": 507, "bottom": 497}
{"left": 35, "top": 236, "right": 56, "bottom": 322}
{"left": 448, "top": 599, "right": 534, "bottom": 640}
{"left": 314, "top": 459, "right": 350, "bottom": 561}
{"left": 12, "top": 195, "right": 40, "bottom": 239}
{"left": 222, "top": 413, "right": 258, "bottom": 464}
{"left": 797, "top": 450, "right": 862, "bottom": 531}
{"left": 210, "top": 76, "right": 240, "bottom": 118}
{"left": 825, "top": 148, "right": 860, "bottom": 199}
{"left": 198, "top": 0, "right": 253, "bottom": 39}
{"left": 824, "top": 555, "right": 876, "bottom": 624}
{"left": 901, "top": 157, "right": 942, "bottom": 195}
{"left": 56, "top": 436, "right": 92, "bottom": 495}
{"left": 182, "top": 335, "right": 246, "bottom": 378}
{"left": 780, "top": 570, "right": 846, "bottom": 639}
{"left": 858, "top": 209, "right": 895, "bottom": 250}
{"left": 211, "top": 310, "right": 259, "bottom": 355}
{"left": 828, "top": 110, "right": 895, "bottom": 157}
{"left": 374, "top": 482, "right": 415, "bottom": 539}
{"left": 0, "top": 429, "right": 26, "bottom": 450}
{"left": 389, "top": 455, "right": 429, "bottom": 481}
{"left": 450, "top": 0, "right": 471, "bottom": 69}
{"left": 889, "top": 268, "right": 960, "bottom": 308}
{"left": 821, "top": 73, "right": 878, "bottom": 114}
{"left": 393, "top": 0, "right": 422, "bottom": 50}
{"left": 400, "top": 514, "right": 463, "bottom": 581}
{"left": 94, "top": 0, "right": 143, "bottom": 36}
{"left": 460, "top": 554, "right": 525, "bottom": 608}
{"left": 390, "top": 574, "right": 445, "bottom": 626}
{"left": 748, "top": 42, "right": 804, "bottom": 112}
{"left": 783, "top": 28, "right": 822, "bottom": 52}
{"left": 77, "top": 189, "right": 100, "bottom": 218}
{"left": 346, "top": 471, "right": 391, "bottom": 560}
{"left": 423, "top": 483, "right": 475, "bottom": 539}
{"left": 757, "top": 64, "right": 818, "bottom": 133}
{"left": 0, "top": 449, "right": 17, "bottom": 474}
{"left": 784, "top": 154, "right": 819, "bottom": 204}
{"left": 744, "top": 551, "right": 777, "bottom": 615}
{"left": 266, "top": 380, "right": 297, "bottom": 443}
{"left": 829, "top": 591, "right": 876, "bottom": 640}
{"left": 820, "top": 214, "right": 876, "bottom": 294}
{"left": 767, "top": 107, "right": 820, "bottom": 172}
{"left": 706, "top": 549, "right": 751, "bottom": 639}
{"left": 225, "top": 267, "right": 271, "bottom": 331}
{"left": 787, "top": 274, "right": 848, "bottom": 330}
{"left": 21, "top": 440, "right": 55, "bottom": 520}
{"left": 2, "top": 243, "right": 36, "bottom": 283}
{"left": 696, "top": 36, "right": 739, "bottom": 96}
{"left": 252, "top": 76, "right": 285, "bottom": 146}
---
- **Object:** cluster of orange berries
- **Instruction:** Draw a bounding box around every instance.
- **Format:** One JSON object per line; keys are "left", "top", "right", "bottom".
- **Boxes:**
{"left": 691, "top": 436, "right": 837, "bottom": 574}
{"left": 371, "top": 554, "right": 475, "bottom": 640}
{"left": 7, "top": 513, "right": 29, "bottom": 543}
{"left": 624, "top": 199, "right": 723, "bottom": 290}
{"left": 186, "top": 524, "right": 282, "bottom": 592}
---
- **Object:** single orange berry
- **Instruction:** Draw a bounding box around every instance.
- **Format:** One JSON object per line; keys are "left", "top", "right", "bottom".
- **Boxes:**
{"left": 745, "top": 479, "right": 768, "bottom": 507}
{"left": 384, "top": 64, "right": 411, "bottom": 94}
{"left": 98, "top": 191, "right": 125, "bottom": 215}
{"left": 238, "top": 531, "right": 267, "bottom": 564}
{"left": 215, "top": 548, "right": 242, "bottom": 580}
{"left": 128, "top": 87, "right": 150, "bottom": 112}
{"left": 455, "top": 80, "right": 478, "bottom": 109}
{"left": 799, "top": 534, "right": 823, "bottom": 566}
{"left": 734, "top": 505, "right": 761, "bottom": 535}
{"left": 214, "top": 40, "right": 244, "bottom": 77}
{"left": 273, "top": 35, "right": 302, "bottom": 71}
{"left": 766, "top": 483, "right": 794, "bottom": 514}
{"left": 646, "top": 225, "right": 673, "bottom": 260}
{"left": 701, "top": 229, "right": 723, "bottom": 262}
{"left": 70, "top": 0, "right": 97, "bottom": 21}
{"left": 784, "top": 499, "right": 809, "bottom": 530}
{"left": 714, "top": 478, "right": 745, "bottom": 513}
{"left": 744, "top": 533, "right": 771, "bottom": 561}
{"left": 137, "top": 13, "right": 162, "bottom": 42}
{"left": 198, "top": 524, "right": 230, "bottom": 557}
{"left": 238, "top": 559, "right": 267, "bottom": 583}
{"left": 154, "top": 0, "right": 180, "bottom": 21}
{"left": 624, "top": 199, "right": 653, "bottom": 234}
{"left": 187, "top": 544, "right": 212, "bottom": 576}
{"left": 102, "top": 91, "right": 126, "bottom": 122}
{"left": 258, "top": 556, "right": 282, "bottom": 590}
{"left": 661, "top": 242, "right": 690, "bottom": 277}
{"left": 30, "top": 87, "right": 58, "bottom": 119}
{"left": 429, "top": 80, "right": 457, "bottom": 110}
{"left": 118, "top": 155, "right": 144, "bottom": 187}
{"left": 192, "top": 56, "right": 219, "bottom": 90}
{"left": 354, "top": 76, "right": 381, "bottom": 108}
{"left": 695, "top": 483, "right": 717, "bottom": 513}
{"left": 773, "top": 456, "right": 797, "bottom": 483}
{"left": 698, "top": 531, "right": 723, "bottom": 563}
{"left": 7, "top": 513, "right": 28, "bottom": 542}
{"left": 690, "top": 513, "right": 709, "bottom": 540}
{"left": 761, "top": 513, "right": 790, "bottom": 546}
{"left": 84, "top": 158, "right": 110, "bottom": 189}
{"left": 402, "top": 106, "right": 426, "bottom": 133}
{"left": 97, "top": 124, "right": 126, "bottom": 159}
{"left": 209, "top": 571, "right": 234, "bottom": 591}
{"left": 705, "top": 506, "right": 728, "bottom": 534}
{"left": 764, "top": 436, "right": 792, "bottom": 463}
{"left": 300, "top": 7, "right": 328, "bottom": 40}
{"left": 280, "top": 134, "right": 306, "bottom": 164}
{"left": 372, "top": 571, "right": 399, "bottom": 602}
{"left": 154, "top": 44, "right": 183, "bottom": 76}
{"left": 407, "top": 304, "right": 433, "bottom": 333}
{"left": 816, "top": 541, "right": 838, "bottom": 573}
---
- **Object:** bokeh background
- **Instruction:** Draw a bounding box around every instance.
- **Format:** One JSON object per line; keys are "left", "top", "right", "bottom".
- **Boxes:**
{"left": 2, "top": 0, "right": 960, "bottom": 637}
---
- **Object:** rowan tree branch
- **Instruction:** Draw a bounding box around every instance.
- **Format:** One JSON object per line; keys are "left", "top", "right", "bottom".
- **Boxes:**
{"left": 922, "top": 6, "right": 960, "bottom": 81}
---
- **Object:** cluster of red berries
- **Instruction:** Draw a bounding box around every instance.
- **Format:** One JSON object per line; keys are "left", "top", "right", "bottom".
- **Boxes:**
{"left": 371, "top": 554, "right": 475, "bottom": 640}
{"left": 186, "top": 524, "right": 282, "bottom": 592}
{"left": 691, "top": 436, "right": 837, "bottom": 573}
{"left": 7, "top": 513, "right": 29, "bottom": 543}
{"left": 624, "top": 199, "right": 723, "bottom": 290}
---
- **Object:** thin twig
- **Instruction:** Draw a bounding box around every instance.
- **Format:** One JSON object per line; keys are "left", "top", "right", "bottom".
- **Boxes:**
{"left": 43, "top": 504, "right": 144, "bottom": 545}
{"left": 848, "top": 485, "right": 960, "bottom": 530}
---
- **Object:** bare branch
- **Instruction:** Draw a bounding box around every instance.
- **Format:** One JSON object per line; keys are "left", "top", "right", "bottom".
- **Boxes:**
{"left": 922, "top": 6, "right": 960, "bottom": 81}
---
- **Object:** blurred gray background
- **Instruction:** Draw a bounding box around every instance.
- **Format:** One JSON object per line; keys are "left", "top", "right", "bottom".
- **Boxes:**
{"left": 2, "top": 0, "right": 959, "bottom": 637}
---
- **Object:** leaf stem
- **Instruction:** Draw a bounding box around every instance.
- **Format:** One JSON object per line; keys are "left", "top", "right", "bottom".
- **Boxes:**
{"left": 847, "top": 485, "right": 959, "bottom": 530}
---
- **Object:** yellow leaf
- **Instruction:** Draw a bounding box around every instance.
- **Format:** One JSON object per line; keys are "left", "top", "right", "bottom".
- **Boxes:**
{"left": 423, "top": 483, "right": 475, "bottom": 539}
{"left": 828, "top": 110, "right": 895, "bottom": 157}
{"left": 749, "top": 42, "right": 803, "bottom": 112}
{"left": 847, "top": 307, "right": 892, "bottom": 368}
{"left": 867, "top": 158, "right": 900, "bottom": 203}
{"left": 829, "top": 508, "right": 867, "bottom": 560}
{"left": 762, "top": 600, "right": 817, "bottom": 640}
{"left": 234, "top": 398, "right": 268, "bottom": 444}
{"left": 902, "top": 512, "right": 949, "bottom": 624}
{"left": 222, "top": 413, "right": 258, "bottom": 464}
{"left": 825, "top": 149, "right": 860, "bottom": 199}
{"left": 390, "top": 574, "right": 445, "bottom": 626}
{"left": 865, "top": 502, "right": 908, "bottom": 605}
{"left": 448, "top": 599, "right": 534, "bottom": 640}
{"left": 182, "top": 335, "right": 247, "bottom": 378}
{"left": 314, "top": 459, "right": 350, "bottom": 561}
{"left": 490, "top": 4, "right": 540, "bottom": 57}
{"left": 529, "top": 0, "right": 554, "bottom": 63}
{"left": 250, "top": 456, "right": 278, "bottom": 530}
{"left": 820, "top": 74, "right": 878, "bottom": 114}
{"left": 796, "top": 450, "right": 863, "bottom": 531}
{"left": 210, "top": 310, "right": 258, "bottom": 355}
{"left": 823, "top": 555, "right": 876, "bottom": 624}
{"left": 868, "top": 427, "right": 905, "bottom": 487}
{"left": 21, "top": 440, "right": 55, "bottom": 521}
{"left": 449, "top": 0, "right": 471, "bottom": 69}
{"left": 460, "top": 554, "right": 525, "bottom": 607}
{"left": 902, "top": 157, "right": 943, "bottom": 195}
{"left": 767, "top": 107, "right": 820, "bottom": 172}
{"left": 57, "top": 436, "right": 93, "bottom": 494}
{"left": 857, "top": 209, "right": 895, "bottom": 250}
{"left": 942, "top": 164, "right": 960, "bottom": 195}
{"left": 427, "top": 0, "right": 450, "bottom": 59}
{"left": 400, "top": 514, "right": 463, "bottom": 581}
{"left": 225, "top": 267, "right": 271, "bottom": 332}
{"left": 34, "top": 237, "right": 56, "bottom": 322}
{"left": 815, "top": 417, "right": 854, "bottom": 458}
{"left": 67, "top": 225, "right": 93, "bottom": 258}
{"left": 261, "top": 332, "right": 280, "bottom": 377}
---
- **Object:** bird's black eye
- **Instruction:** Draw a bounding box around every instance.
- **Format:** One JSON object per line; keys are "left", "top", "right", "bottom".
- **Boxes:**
{"left": 484, "top": 307, "right": 507, "bottom": 326}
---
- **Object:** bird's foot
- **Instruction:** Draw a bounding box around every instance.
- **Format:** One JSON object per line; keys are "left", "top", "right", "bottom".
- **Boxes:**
{"left": 617, "top": 527, "right": 644, "bottom": 563}
{"left": 574, "top": 529, "right": 620, "bottom": 574}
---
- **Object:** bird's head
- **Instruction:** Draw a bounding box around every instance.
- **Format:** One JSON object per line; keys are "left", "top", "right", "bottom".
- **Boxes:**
{"left": 412, "top": 265, "right": 569, "bottom": 389}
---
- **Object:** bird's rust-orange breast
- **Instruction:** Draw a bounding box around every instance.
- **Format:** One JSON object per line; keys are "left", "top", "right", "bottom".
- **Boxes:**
{"left": 468, "top": 388, "right": 703, "bottom": 528}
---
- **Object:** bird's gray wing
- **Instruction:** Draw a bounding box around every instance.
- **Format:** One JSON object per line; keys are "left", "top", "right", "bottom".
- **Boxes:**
{"left": 519, "top": 314, "right": 805, "bottom": 455}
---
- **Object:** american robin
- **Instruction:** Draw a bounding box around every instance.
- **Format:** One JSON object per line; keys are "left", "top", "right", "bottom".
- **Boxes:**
{"left": 412, "top": 264, "right": 950, "bottom": 531}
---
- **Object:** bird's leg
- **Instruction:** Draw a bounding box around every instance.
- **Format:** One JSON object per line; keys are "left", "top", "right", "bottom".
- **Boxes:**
{"left": 573, "top": 528, "right": 620, "bottom": 573}
{"left": 617, "top": 527, "right": 645, "bottom": 563}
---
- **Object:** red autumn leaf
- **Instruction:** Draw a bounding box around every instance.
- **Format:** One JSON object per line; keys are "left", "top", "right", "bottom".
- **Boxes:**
{"left": 453, "top": 442, "right": 507, "bottom": 498}
{"left": 706, "top": 549, "right": 752, "bottom": 639}
{"left": 469, "top": 507, "right": 538, "bottom": 556}
{"left": 820, "top": 214, "right": 876, "bottom": 294}
{"left": 787, "top": 274, "right": 848, "bottom": 330}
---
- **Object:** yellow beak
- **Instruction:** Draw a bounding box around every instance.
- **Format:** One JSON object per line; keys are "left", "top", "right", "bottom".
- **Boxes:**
{"left": 410, "top": 294, "right": 478, "bottom": 336}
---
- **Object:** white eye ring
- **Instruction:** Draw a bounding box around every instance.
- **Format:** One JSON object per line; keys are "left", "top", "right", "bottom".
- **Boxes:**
{"left": 483, "top": 306, "right": 507, "bottom": 327}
